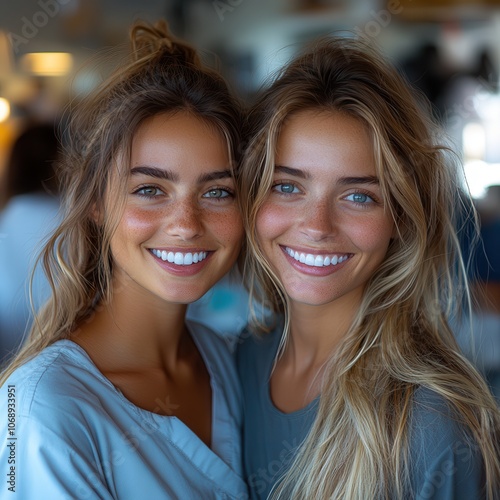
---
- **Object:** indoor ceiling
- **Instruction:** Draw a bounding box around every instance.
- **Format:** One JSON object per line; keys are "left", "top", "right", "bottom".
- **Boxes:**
{"left": 2, "top": 0, "right": 499, "bottom": 59}
{"left": 1, "top": 1, "right": 500, "bottom": 102}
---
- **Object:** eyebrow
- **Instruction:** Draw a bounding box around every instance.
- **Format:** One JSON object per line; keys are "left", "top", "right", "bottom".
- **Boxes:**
{"left": 337, "top": 176, "right": 379, "bottom": 186}
{"left": 131, "top": 166, "right": 178, "bottom": 182}
{"left": 197, "top": 170, "right": 233, "bottom": 183}
{"left": 275, "top": 165, "right": 311, "bottom": 179}
{"left": 130, "top": 166, "right": 233, "bottom": 184}
{"left": 275, "top": 165, "right": 379, "bottom": 186}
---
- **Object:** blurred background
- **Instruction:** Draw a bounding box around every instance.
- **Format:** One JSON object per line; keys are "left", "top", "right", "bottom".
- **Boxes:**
{"left": 0, "top": 0, "right": 500, "bottom": 396}
{"left": 1, "top": 0, "right": 500, "bottom": 175}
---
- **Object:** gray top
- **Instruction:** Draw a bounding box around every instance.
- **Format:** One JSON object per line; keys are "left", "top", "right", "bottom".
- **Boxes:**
{"left": 237, "top": 325, "right": 485, "bottom": 500}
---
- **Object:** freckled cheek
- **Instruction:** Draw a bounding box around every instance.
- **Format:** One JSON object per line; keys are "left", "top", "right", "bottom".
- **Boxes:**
{"left": 117, "top": 207, "right": 164, "bottom": 239}
{"left": 349, "top": 217, "right": 394, "bottom": 252}
{"left": 255, "top": 203, "right": 291, "bottom": 247}
{"left": 207, "top": 209, "right": 244, "bottom": 247}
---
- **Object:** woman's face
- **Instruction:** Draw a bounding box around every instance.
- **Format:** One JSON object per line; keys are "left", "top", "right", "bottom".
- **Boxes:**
{"left": 109, "top": 111, "right": 243, "bottom": 304}
{"left": 256, "top": 109, "right": 394, "bottom": 309}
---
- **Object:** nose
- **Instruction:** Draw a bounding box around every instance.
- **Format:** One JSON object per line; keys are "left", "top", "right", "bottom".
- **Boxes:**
{"left": 299, "top": 198, "right": 336, "bottom": 241}
{"left": 164, "top": 198, "right": 203, "bottom": 241}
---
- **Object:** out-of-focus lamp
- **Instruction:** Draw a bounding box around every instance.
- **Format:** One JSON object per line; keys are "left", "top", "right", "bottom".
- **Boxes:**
{"left": 463, "top": 122, "right": 486, "bottom": 162}
{"left": 0, "top": 98, "right": 10, "bottom": 122}
{"left": 20, "top": 52, "right": 73, "bottom": 76}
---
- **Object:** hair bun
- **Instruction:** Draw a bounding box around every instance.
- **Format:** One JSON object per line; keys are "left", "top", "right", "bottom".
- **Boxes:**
{"left": 130, "top": 19, "right": 200, "bottom": 67}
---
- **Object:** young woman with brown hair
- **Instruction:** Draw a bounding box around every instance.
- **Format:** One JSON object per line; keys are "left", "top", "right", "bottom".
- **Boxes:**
{"left": 0, "top": 20, "right": 247, "bottom": 499}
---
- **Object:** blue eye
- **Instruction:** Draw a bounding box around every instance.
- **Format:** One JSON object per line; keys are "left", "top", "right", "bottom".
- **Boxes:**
{"left": 203, "top": 188, "right": 232, "bottom": 199}
{"left": 346, "top": 192, "right": 373, "bottom": 204}
{"left": 274, "top": 183, "right": 299, "bottom": 194}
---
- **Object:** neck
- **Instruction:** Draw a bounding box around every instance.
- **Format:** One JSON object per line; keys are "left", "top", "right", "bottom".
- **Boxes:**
{"left": 285, "top": 290, "right": 363, "bottom": 370}
{"left": 72, "top": 275, "right": 191, "bottom": 372}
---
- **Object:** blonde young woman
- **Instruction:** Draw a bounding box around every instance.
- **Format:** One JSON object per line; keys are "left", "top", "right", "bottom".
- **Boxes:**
{"left": 237, "top": 37, "right": 500, "bottom": 499}
{"left": 0, "top": 20, "right": 248, "bottom": 499}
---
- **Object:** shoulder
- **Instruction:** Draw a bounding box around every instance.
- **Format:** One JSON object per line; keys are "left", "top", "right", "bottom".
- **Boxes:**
{"left": 410, "top": 387, "right": 476, "bottom": 449}
{"left": 408, "top": 387, "right": 485, "bottom": 499}
{"left": 2, "top": 341, "right": 110, "bottom": 423}
{"left": 0, "top": 341, "right": 114, "bottom": 474}
{"left": 1, "top": 344, "right": 116, "bottom": 498}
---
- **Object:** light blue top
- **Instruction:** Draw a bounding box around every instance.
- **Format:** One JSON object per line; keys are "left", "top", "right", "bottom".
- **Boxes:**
{"left": 1, "top": 320, "right": 248, "bottom": 499}
{"left": 237, "top": 326, "right": 485, "bottom": 500}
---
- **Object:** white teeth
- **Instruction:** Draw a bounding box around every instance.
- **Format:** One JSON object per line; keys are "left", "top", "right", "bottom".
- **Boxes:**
{"left": 285, "top": 247, "right": 349, "bottom": 268}
{"left": 151, "top": 249, "right": 208, "bottom": 265}
{"left": 305, "top": 254, "right": 315, "bottom": 266}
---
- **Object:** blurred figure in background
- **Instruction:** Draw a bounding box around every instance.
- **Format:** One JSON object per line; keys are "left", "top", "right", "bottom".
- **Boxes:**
{"left": 0, "top": 123, "right": 60, "bottom": 365}
{"left": 400, "top": 42, "right": 452, "bottom": 121}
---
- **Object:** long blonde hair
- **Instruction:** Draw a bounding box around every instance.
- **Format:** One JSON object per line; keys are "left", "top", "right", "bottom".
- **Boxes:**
{"left": 240, "top": 37, "right": 500, "bottom": 499}
{"left": 1, "top": 20, "right": 242, "bottom": 383}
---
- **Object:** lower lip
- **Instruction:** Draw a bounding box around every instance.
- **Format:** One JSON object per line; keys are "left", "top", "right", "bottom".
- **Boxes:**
{"left": 149, "top": 251, "right": 213, "bottom": 277}
{"left": 280, "top": 246, "right": 352, "bottom": 277}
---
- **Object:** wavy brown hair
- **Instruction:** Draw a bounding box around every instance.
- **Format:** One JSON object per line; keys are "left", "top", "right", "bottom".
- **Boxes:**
{"left": 240, "top": 36, "right": 500, "bottom": 499}
{"left": 1, "top": 19, "right": 242, "bottom": 380}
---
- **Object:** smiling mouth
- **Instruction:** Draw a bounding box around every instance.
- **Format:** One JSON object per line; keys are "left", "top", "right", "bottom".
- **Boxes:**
{"left": 150, "top": 249, "right": 209, "bottom": 266}
{"left": 284, "top": 246, "right": 352, "bottom": 267}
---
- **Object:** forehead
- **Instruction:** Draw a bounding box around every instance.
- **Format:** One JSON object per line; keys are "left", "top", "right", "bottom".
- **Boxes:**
{"left": 276, "top": 109, "right": 375, "bottom": 175}
{"left": 130, "top": 111, "right": 230, "bottom": 174}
